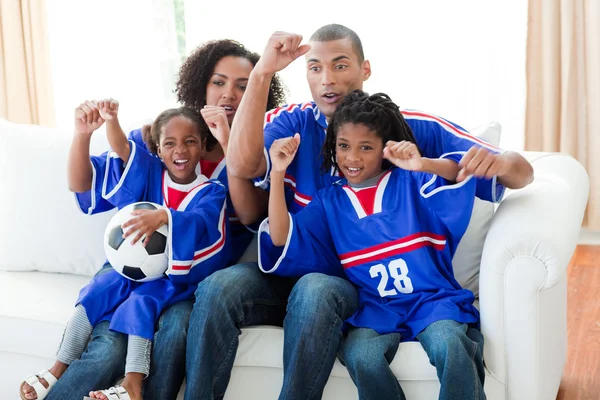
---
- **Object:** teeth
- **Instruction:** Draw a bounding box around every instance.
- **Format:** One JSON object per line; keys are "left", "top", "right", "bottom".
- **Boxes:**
{"left": 348, "top": 167, "right": 360, "bottom": 172}
{"left": 222, "top": 106, "right": 233, "bottom": 111}
{"left": 174, "top": 159, "right": 188, "bottom": 164}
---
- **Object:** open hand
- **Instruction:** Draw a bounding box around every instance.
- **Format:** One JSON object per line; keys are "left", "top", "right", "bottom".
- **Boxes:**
{"left": 269, "top": 134, "right": 301, "bottom": 173}
{"left": 122, "top": 209, "right": 168, "bottom": 246}
{"left": 383, "top": 140, "right": 423, "bottom": 171}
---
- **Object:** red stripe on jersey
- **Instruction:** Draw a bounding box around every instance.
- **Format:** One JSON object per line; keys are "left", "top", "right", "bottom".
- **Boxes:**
{"left": 340, "top": 232, "right": 446, "bottom": 269}
{"left": 401, "top": 110, "right": 500, "bottom": 150}
{"left": 353, "top": 186, "right": 377, "bottom": 215}
{"left": 200, "top": 158, "right": 222, "bottom": 179}
{"left": 170, "top": 211, "right": 227, "bottom": 271}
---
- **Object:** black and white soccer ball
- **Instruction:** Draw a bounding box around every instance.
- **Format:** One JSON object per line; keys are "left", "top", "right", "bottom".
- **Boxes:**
{"left": 104, "top": 202, "right": 169, "bottom": 282}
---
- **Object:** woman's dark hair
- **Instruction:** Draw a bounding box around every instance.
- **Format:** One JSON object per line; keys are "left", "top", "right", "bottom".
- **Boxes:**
{"left": 141, "top": 107, "right": 207, "bottom": 155}
{"left": 175, "top": 39, "right": 286, "bottom": 151}
{"left": 322, "top": 90, "right": 418, "bottom": 173}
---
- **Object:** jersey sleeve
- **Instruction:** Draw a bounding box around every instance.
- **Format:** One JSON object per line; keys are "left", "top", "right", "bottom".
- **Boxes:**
{"left": 166, "top": 181, "right": 231, "bottom": 284}
{"left": 253, "top": 105, "right": 302, "bottom": 190}
{"left": 74, "top": 153, "right": 118, "bottom": 215}
{"left": 404, "top": 111, "right": 505, "bottom": 203}
{"left": 257, "top": 192, "right": 343, "bottom": 278}
{"left": 415, "top": 166, "right": 478, "bottom": 245}
{"left": 101, "top": 140, "right": 163, "bottom": 208}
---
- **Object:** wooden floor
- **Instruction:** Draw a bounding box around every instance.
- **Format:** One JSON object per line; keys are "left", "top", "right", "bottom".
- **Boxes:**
{"left": 556, "top": 245, "right": 600, "bottom": 400}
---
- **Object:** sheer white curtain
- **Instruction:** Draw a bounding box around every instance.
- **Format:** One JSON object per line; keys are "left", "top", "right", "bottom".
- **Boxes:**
{"left": 45, "top": 0, "right": 180, "bottom": 132}
{"left": 184, "top": 0, "right": 527, "bottom": 150}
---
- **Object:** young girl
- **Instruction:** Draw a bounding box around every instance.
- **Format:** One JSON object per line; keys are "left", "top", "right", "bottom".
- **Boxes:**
{"left": 259, "top": 90, "right": 486, "bottom": 400}
{"left": 36, "top": 40, "right": 287, "bottom": 400}
{"left": 20, "top": 103, "right": 231, "bottom": 400}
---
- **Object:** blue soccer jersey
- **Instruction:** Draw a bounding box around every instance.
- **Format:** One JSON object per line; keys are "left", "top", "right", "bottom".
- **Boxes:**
{"left": 257, "top": 103, "right": 505, "bottom": 214}
{"left": 76, "top": 128, "right": 253, "bottom": 264}
{"left": 258, "top": 165, "right": 479, "bottom": 340}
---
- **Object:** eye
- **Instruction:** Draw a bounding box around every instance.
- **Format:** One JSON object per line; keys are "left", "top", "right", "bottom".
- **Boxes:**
{"left": 212, "top": 80, "right": 224, "bottom": 86}
{"left": 309, "top": 65, "right": 320, "bottom": 72}
{"left": 186, "top": 139, "right": 197, "bottom": 145}
{"left": 163, "top": 141, "right": 174, "bottom": 147}
{"left": 335, "top": 64, "right": 348, "bottom": 70}
{"left": 237, "top": 84, "right": 247, "bottom": 91}
{"left": 337, "top": 143, "right": 348, "bottom": 149}
{"left": 361, "top": 145, "right": 373, "bottom": 151}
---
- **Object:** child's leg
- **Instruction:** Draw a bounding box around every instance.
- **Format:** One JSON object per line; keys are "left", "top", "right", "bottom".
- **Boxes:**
{"left": 338, "top": 327, "right": 404, "bottom": 400}
{"left": 416, "top": 319, "right": 485, "bottom": 400}
{"left": 20, "top": 305, "right": 93, "bottom": 399}
{"left": 87, "top": 335, "right": 150, "bottom": 400}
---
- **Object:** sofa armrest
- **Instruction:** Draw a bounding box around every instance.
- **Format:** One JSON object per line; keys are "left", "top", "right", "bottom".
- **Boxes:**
{"left": 479, "top": 152, "right": 589, "bottom": 399}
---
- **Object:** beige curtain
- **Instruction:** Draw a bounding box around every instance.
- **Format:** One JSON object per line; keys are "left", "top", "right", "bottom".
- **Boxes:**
{"left": 0, "top": 0, "right": 55, "bottom": 126}
{"left": 526, "top": 0, "right": 600, "bottom": 229}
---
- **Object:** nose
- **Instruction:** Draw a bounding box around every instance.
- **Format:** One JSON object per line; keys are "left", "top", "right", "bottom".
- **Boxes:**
{"left": 347, "top": 148, "right": 361, "bottom": 162}
{"left": 321, "top": 67, "right": 335, "bottom": 87}
{"left": 221, "top": 84, "right": 235, "bottom": 101}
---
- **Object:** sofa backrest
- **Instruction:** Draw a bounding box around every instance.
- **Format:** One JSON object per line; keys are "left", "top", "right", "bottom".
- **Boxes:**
{"left": 0, "top": 118, "right": 501, "bottom": 295}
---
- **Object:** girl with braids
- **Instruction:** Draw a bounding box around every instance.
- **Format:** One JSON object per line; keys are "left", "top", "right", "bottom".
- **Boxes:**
{"left": 260, "top": 90, "right": 486, "bottom": 399}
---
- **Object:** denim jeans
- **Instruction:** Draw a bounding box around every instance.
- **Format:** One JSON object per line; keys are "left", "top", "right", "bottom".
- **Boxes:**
{"left": 184, "top": 263, "right": 358, "bottom": 400}
{"left": 338, "top": 320, "right": 485, "bottom": 400}
{"left": 46, "top": 264, "right": 194, "bottom": 400}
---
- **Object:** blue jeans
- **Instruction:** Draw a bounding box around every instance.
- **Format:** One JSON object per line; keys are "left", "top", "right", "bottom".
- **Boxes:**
{"left": 338, "top": 320, "right": 485, "bottom": 400}
{"left": 46, "top": 265, "right": 194, "bottom": 400}
{"left": 184, "top": 263, "right": 358, "bottom": 400}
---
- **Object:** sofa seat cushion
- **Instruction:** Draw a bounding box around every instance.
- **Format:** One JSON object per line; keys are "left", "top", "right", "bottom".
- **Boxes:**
{"left": 1, "top": 271, "right": 442, "bottom": 381}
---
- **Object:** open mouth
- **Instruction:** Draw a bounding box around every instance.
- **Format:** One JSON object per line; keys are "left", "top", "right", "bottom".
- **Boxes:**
{"left": 321, "top": 92, "right": 341, "bottom": 104}
{"left": 173, "top": 159, "right": 189, "bottom": 171}
{"left": 220, "top": 104, "right": 236, "bottom": 116}
{"left": 344, "top": 167, "right": 362, "bottom": 177}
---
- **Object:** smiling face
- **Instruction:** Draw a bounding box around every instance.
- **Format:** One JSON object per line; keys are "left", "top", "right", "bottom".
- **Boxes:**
{"left": 335, "top": 122, "right": 384, "bottom": 185}
{"left": 157, "top": 116, "right": 205, "bottom": 184}
{"left": 205, "top": 55, "right": 254, "bottom": 125}
{"left": 305, "top": 38, "right": 371, "bottom": 120}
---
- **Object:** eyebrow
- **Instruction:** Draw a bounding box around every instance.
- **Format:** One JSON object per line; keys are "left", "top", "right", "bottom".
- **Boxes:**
{"left": 212, "top": 73, "right": 249, "bottom": 82}
{"left": 307, "top": 55, "right": 351, "bottom": 64}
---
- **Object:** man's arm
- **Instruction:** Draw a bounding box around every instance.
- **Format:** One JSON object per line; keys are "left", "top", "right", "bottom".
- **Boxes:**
{"left": 227, "top": 31, "right": 310, "bottom": 179}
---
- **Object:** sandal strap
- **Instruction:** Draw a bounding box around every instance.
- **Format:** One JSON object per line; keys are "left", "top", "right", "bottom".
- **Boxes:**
{"left": 22, "top": 369, "right": 58, "bottom": 400}
{"left": 101, "top": 386, "right": 131, "bottom": 400}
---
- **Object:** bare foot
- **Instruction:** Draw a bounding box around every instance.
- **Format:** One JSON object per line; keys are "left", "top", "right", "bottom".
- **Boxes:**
{"left": 20, "top": 361, "right": 68, "bottom": 400}
{"left": 88, "top": 372, "right": 143, "bottom": 400}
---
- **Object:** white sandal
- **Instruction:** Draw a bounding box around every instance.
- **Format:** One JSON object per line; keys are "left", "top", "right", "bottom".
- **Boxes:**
{"left": 83, "top": 385, "right": 132, "bottom": 400}
{"left": 19, "top": 369, "right": 58, "bottom": 400}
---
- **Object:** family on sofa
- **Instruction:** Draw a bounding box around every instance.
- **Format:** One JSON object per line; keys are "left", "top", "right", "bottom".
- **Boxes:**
{"left": 19, "top": 24, "right": 534, "bottom": 400}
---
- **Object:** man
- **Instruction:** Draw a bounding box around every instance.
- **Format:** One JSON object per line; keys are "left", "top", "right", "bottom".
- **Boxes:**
{"left": 214, "top": 24, "right": 533, "bottom": 400}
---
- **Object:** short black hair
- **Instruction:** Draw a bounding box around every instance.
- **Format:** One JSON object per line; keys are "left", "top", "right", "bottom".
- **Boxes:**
{"left": 322, "top": 90, "right": 418, "bottom": 173}
{"left": 310, "top": 24, "right": 365, "bottom": 63}
{"left": 141, "top": 107, "right": 207, "bottom": 155}
{"left": 175, "top": 39, "right": 286, "bottom": 151}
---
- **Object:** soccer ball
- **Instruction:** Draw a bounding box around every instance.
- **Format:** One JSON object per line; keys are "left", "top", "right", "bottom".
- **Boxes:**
{"left": 104, "top": 202, "right": 169, "bottom": 282}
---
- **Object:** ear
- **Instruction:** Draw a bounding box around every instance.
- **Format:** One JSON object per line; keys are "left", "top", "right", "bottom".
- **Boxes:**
{"left": 361, "top": 60, "right": 372, "bottom": 82}
{"left": 156, "top": 144, "right": 162, "bottom": 158}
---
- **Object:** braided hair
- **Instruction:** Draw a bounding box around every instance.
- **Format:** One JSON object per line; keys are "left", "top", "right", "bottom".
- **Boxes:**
{"left": 141, "top": 107, "right": 208, "bottom": 155}
{"left": 322, "top": 90, "right": 418, "bottom": 173}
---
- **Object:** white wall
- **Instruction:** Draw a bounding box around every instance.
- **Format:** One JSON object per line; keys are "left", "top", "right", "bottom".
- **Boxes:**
{"left": 185, "top": 0, "right": 528, "bottom": 150}
{"left": 44, "top": 0, "right": 528, "bottom": 151}
{"left": 45, "top": 0, "right": 180, "bottom": 133}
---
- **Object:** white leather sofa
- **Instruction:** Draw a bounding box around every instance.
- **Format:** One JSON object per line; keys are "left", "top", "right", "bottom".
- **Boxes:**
{"left": 0, "top": 117, "right": 589, "bottom": 400}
